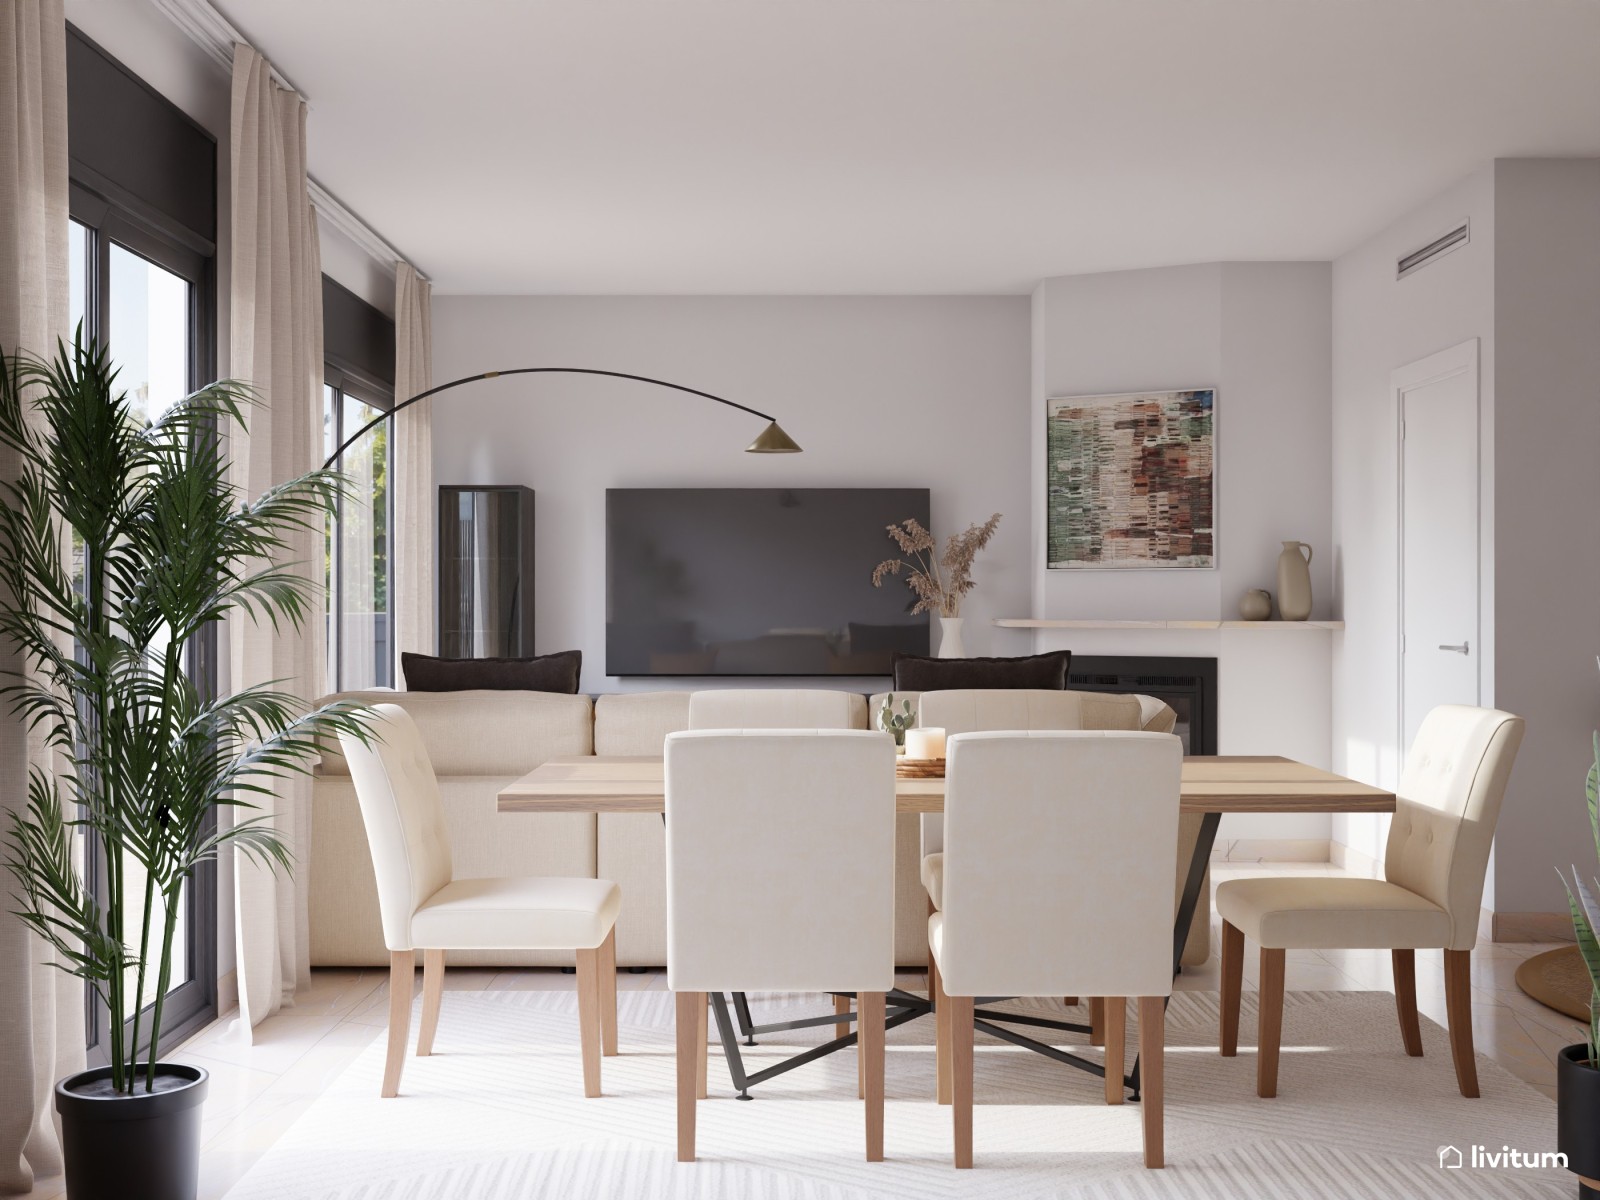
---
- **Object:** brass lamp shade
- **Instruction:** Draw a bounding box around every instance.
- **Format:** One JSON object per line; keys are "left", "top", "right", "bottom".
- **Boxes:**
{"left": 747, "top": 420, "right": 803, "bottom": 453}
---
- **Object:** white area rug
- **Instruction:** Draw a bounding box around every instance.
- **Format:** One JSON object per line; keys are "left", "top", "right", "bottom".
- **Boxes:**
{"left": 223, "top": 989, "right": 1572, "bottom": 1199}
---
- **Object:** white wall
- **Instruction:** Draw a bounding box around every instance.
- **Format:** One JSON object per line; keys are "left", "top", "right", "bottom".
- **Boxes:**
{"left": 1489, "top": 158, "right": 1600, "bottom": 917}
{"left": 1030, "top": 262, "right": 1334, "bottom": 847}
{"left": 1329, "top": 167, "right": 1497, "bottom": 873}
{"left": 430, "top": 296, "right": 1034, "bottom": 692}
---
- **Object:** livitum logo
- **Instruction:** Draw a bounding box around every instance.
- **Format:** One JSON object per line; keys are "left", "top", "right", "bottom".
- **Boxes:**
{"left": 1437, "top": 1144, "right": 1569, "bottom": 1170}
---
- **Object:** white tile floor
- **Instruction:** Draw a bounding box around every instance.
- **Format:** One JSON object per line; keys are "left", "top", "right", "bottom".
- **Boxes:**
{"left": 24, "top": 863, "right": 1589, "bottom": 1200}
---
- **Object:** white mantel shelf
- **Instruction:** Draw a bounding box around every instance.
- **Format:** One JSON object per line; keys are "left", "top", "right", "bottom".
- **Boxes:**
{"left": 994, "top": 618, "right": 1345, "bottom": 631}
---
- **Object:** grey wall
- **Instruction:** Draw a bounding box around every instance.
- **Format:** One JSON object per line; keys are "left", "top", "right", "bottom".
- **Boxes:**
{"left": 1490, "top": 158, "right": 1600, "bottom": 915}
{"left": 1331, "top": 157, "right": 1600, "bottom": 921}
{"left": 430, "top": 296, "right": 1034, "bottom": 692}
{"left": 1029, "top": 262, "right": 1336, "bottom": 848}
{"left": 1031, "top": 262, "right": 1333, "bottom": 621}
{"left": 1329, "top": 166, "right": 1496, "bottom": 870}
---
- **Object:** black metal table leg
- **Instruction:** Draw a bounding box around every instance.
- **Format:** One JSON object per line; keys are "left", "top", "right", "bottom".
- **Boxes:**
{"left": 732, "top": 992, "right": 757, "bottom": 1045}
{"left": 1129, "top": 809, "right": 1223, "bottom": 1100}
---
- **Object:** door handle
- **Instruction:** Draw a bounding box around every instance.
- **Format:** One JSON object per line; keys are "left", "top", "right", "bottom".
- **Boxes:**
{"left": 1438, "top": 642, "right": 1470, "bottom": 655}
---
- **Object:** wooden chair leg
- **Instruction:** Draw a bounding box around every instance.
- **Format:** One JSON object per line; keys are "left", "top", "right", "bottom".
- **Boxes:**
{"left": 933, "top": 953, "right": 952, "bottom": 1105}
{"left": 1444, "top": 948, "right": 1480, "bottom": 1098}
{"left": 1257, "top": 947, "right": 1286, "bottom": 1098}
{"left": 416, "top": 949, "right": 445, "bottom": 1057}
{"left": 1392, "top": 948, "right": 1423, "bottom": 1057}
{"left": 1220, "top": 920, "right": 1243, "bottom": 1056}
{"left": 1103, "top": 997, "right": 1126, "bottom": 1104}
{"left": 382, "top": 949, "right": 415, "bottom": 1098}
{"left": 835, "top": 993, "right": 852, "bottom": 1041}
{"left": 1138, "top": 996, "right": 1165, "bottom": 1169}
{"left": 598, "top": 928, "right": 618, "bottom": 1056}
{"left": 675, "top": 991, "right": 703, "bottom": 1162}
{"left": 950, "top": 993, "right": 974, "bottom": 1169}
{"left": 1090, "top": 996, "right": 1106, "bottom": 1047}
{"left": 576, "top": 945, "right": 603, "bottom": 1098}
{"left": 860, "top": 991, "right": 886, "bottom": 1162}
{"left": 696, "top": 992, "right": 708, "bottom": 1100}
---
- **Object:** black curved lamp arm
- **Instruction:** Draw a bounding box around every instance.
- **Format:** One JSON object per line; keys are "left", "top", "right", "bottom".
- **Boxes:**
{"left": 321, "top": 366, "right": 786, "bottom": 470}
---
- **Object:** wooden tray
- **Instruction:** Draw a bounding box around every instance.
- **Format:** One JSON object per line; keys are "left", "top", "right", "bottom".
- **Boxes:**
{"left": 895, "top": 758, "right": 946, "bottom": 780}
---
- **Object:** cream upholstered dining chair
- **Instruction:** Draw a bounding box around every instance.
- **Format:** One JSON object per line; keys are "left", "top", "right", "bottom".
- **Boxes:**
{"left": 930, "top": 730, "right": 1183, "bottom": 1169}
{"left": 688, "top": 687, "right": 865, "bottom": 1037}
{"left": 1217, "top": 704, "right": 1524, "bottom": 1099}
{"left": 665, "top": 729, "right": 897, "bottom": 1163}
{"left": 913, "top": 688, "right": 1202, "bottom": 1042}
{"left": 339, "top": 705, "right": 622, "bottom": 1099}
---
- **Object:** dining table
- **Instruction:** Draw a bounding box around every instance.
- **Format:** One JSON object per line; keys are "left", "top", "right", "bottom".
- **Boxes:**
{"left": 498, "top": 753, "right": 1395, "bottom": 1100}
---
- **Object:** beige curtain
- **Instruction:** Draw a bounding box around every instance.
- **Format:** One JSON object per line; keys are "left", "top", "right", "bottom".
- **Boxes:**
{"left": 227, "top": 43, "right": 324, "bottom": 1032}
{"left": 0, "top": 2, "right": 81, "bottom": 1191}
{"left": 393, "top": 262, "right": 433, "bottom": 680}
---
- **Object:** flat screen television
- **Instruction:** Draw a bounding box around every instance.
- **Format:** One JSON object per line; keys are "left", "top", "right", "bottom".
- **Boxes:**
{"left": 606, "top": 488, "right": 931, "bottom": 676}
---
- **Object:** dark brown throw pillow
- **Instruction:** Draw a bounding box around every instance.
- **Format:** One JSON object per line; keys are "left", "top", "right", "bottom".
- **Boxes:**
{"left": 401, "top": 650, "right": 583, "bottom": 694}
{"left": 891, "top": 649, "right": 1071, "bottom": 691}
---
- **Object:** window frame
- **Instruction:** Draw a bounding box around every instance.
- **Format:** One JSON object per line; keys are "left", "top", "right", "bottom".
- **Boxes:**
{"left": 324, "top": 364, "right": 395, "bottom": 693}
{"left": 69, "top": 180, "right": 220, "bottom": 1063}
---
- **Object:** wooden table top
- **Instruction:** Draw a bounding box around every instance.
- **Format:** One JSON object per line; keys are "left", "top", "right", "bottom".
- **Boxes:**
{"left": 497, "top": 754, "right": 1395, "bottom": 816}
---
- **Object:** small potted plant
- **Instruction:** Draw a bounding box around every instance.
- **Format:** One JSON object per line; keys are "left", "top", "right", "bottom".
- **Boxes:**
{"left": 878, "top": 693, "right": 915, "bottom": 753}
{"left": 871, "top": 513, "right": 1002, "bottom": 658}
{"left": 1557, "top": 731, "right": 1600, "bottom": 1197}
{"left": 0, "top": 335, "right": 369, "bottom": 1200}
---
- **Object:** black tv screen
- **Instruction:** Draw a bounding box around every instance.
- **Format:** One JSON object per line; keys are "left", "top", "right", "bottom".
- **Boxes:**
{"left": 606, "top": 488, "right": 931, "bottom": 676}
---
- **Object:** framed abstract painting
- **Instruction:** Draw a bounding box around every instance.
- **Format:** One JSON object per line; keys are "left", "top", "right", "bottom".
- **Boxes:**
{"left": 1045, "top": 388, "right": 1216, "bottom": 569}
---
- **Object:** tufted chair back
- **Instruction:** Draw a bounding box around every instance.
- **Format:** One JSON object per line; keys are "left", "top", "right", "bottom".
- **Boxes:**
{"left": 1383, "top": 705, "right": 1525, "bottom": 951}
{"left": 339, "top": 704, "right": 455, "bottom": 951}
{"left": 687, "top": 688, "right": 866, "bottom": 730}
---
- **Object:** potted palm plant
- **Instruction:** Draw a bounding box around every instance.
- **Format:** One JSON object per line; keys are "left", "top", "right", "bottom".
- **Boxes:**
{"left": 0, "top": 335, "right": 369, "bottom": 1200}
{"left": 1558, "top": 732, "right": 1600, "bottom": 1198}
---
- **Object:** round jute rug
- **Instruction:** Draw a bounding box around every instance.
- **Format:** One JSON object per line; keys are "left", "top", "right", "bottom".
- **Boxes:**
{"left": 1515, "top": 945, "right": 1593, "bottom": 1022}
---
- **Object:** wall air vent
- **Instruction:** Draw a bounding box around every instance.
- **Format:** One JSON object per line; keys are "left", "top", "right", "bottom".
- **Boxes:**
{"left": 1397, "top": 221, "right": 1469, "bottom": 279}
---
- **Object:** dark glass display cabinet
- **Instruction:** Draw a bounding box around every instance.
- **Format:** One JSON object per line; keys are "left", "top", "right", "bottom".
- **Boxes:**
{"left": 438, "top": 486, "right": 536, "bottom": 658}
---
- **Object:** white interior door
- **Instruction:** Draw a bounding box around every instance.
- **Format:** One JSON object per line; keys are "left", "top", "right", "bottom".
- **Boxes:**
{"left": 1398, "top": 339, "right": 1480, "bottom": 753}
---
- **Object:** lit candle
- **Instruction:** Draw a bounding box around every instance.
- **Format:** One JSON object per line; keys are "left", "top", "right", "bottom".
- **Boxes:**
{"left": 905, "top": 727, "right": 946, "bottom": 761}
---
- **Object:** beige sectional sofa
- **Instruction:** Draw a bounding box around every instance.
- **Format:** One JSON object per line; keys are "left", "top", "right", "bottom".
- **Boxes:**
{"left": 308, "top": 687, "right": 1206, "bottom": 970}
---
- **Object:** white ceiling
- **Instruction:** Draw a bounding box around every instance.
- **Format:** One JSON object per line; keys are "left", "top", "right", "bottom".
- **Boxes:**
{"left": 219, "top": 0, "right": 1600, "bottom": 295}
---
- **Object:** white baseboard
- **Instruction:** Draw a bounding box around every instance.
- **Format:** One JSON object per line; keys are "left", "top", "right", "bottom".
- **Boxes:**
{"left": 1211, "top": 838, "right": 1330, "bottom": 864}
{"left": 216, "top": 968, "right": 238, "bottom": 1018}
{"left": 1489, "top": 912, "right": 1575, "bottom": 944}
{"left": 1328, "top": 840, "right": 1384, "bottom": 879}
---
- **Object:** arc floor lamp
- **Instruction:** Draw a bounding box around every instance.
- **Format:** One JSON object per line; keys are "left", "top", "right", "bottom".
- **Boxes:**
{"left": 321, "top": 366, "right": 802, "bottom": 469}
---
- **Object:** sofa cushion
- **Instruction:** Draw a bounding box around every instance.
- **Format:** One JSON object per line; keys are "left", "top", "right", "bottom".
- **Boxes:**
{"left": 317, "top": 689, "right": 593, "bottom": 777}
{"left": 891, "top": 650, "right": 1070, "bottom": 691}
{"left": 594, "top": 691, "right": 692, "bottom": 755}
{"left": 687, "top": 688, "right": 867, "bottom": 730}
{"left": 869, "top": 688, "right": 1157, "bottom": 734}
{"left": 401, "top": 649, "right": 582, "bottom": 693}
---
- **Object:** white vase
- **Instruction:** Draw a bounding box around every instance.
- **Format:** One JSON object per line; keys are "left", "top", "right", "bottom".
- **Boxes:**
{"left": 937, "top": 617, "right": 967, "bottom": 658}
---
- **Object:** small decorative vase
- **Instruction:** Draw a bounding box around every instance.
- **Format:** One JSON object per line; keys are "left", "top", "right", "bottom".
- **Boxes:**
{"left": 937, "top": 616, "right": 967, "bottom": 658}
{"left": 1238, "top": 589, "right": 1272, "bottom": 622}
{"left": 1276, "top": 541, "right": 1313, "bottom": 621}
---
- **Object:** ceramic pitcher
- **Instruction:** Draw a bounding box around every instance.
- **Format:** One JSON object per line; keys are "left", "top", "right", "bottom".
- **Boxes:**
{"left": 1276, "top": 541, "right": 1313, "bottom": 621}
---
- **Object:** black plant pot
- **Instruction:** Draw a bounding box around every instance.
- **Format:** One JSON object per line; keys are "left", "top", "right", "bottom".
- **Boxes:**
{"left": 1558, "top": 1044, "right": 1600, "bottom": 1199}
{"left": 55, "top": 1063, "right": 208, "bottom": 1200}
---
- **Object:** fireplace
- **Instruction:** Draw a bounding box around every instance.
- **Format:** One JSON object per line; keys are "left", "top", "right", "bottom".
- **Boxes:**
{"left": 1068, "top": 655, "right": 1218, "bottom": 755}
